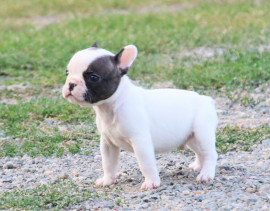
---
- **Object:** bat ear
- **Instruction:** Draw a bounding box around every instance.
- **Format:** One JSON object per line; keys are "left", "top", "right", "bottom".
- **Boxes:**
{"left": 91, "top": 42, "right": 98, "bottom": 48}
{"left": 114, "top": 45, "right": 137, "bottom": 75}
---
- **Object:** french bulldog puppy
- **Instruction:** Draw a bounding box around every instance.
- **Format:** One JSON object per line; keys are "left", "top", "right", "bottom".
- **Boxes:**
{"left": 62, "top": 42, "right": 218, "bottom": 190}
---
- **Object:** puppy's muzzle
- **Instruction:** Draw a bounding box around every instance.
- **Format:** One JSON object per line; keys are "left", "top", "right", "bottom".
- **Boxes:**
{"left": 69, "top": 82, "right": 77, "bottom": 91}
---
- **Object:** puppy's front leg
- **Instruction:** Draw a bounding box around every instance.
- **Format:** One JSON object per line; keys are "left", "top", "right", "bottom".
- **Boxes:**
{"left": 95, "top": 137, "right": 120, "bottom": 186}
{"left": 132, "top": 136, "right": 160, "bottom": 190}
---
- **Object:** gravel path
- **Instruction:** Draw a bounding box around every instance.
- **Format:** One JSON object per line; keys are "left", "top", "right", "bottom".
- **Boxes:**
{"left": 0, "top": 139, "right": 270, "bottom": 210}
{"left": 215, "top": 84, "right": 270, "bottom": 128}
{"left": 1, "top": 85, "right": 270, "bottom": 210}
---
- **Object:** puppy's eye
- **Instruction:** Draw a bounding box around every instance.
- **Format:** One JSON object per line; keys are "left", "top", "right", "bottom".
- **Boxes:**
{"left": 66, "top": 70, "right": 69, "bottom": 76}
{"left": 90, "top": 74, "right": 100, "bottom": 82}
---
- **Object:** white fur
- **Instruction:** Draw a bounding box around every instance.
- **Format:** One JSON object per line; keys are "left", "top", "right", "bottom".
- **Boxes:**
{"left": 93, "top": 76, "right": 218, "bottom": 189}
{"left": 63, "top": 45, "right": 218, "bottom": 190}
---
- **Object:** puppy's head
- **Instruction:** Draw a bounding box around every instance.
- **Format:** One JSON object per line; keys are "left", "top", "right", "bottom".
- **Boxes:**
{"left": 62, "top": 42, "right": 137, "bottom": 106}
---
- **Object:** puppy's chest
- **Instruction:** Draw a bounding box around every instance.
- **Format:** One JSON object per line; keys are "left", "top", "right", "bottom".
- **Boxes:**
{"left": 96, "top": 118, "right": 133, "bottom": 151}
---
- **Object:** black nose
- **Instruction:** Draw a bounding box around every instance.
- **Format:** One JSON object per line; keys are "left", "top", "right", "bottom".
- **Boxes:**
{"left": 69, "top": 82, "right": 77, "bottom": 91}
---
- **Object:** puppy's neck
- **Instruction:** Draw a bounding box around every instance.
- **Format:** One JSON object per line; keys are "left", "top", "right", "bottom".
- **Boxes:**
{"left": 93, "top": 75, "right": 132, "bottom": 115}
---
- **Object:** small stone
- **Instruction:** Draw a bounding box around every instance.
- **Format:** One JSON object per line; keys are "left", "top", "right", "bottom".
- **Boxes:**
{"left": 66, "top": 140, "right": 76, "bottom": 145}
{"left": 141, "top": 203, "right": 149, "bottom": 209}
{"left": 219, "top": 164, "right": 232, "bottom": 171}
{"left": 44, "top": 170, "right": 53, "bottom": 175}
{"left": 26, "top": 178, "right": 36, "bottom": 183}
{"left": 82, "top": 179, "right": 91, "bottom": 185}
{"left": 2, "top": 176, "right": 13, "bottom": 183}
{"left": 219, "top": 169, "right": 227, "bottom": 174}
{"left": 182, "top": 190, "right": 190, "bottom": 195}
{"left": 172, "top": 184, "right": 182, "bottom": 190}
{"left": 17, "top": 160, "right": 24, "bottom": 165}
{"left": 59, "top": 172, "right": 69, "bottom": 179}
{"left": 133, "top": 199, "right": 141, "bottom": 204}
{"left": 150, "top": 195, "right": 158, "bottom": 200}
{"left": 195, "top": 194, "right": 203, "bottom": 202}
{"left": 157, "top": 187, "right": 167, "bottom": 192}
{"left": 245, "top": 187, "right": 257, "bottom": 193}
{"left": 194, "top": 191, "right": 202, "bottom": 194}
{"left": 4, "top": 162, "right": 16, "bottom": 169}
{"left": 0, "top": 131, "right": 6, "bottom": 137}
{"left": 104, "top": 201, "right": 114, "bottom": 208}
{"left": 259, "top": 185, "right": 270, "bottom": 194}
{"left": 73, "top": 171, "right": 80, "bottom": 177}
{"left": 30, "top": 169, "right": 37, "bottom": 173}
{"left": 0, "top": 136, "right": 12, "bottom": 141}
{"left": 45, "top": 118, "right": 53, "bottom": 125}
{"left": 165, "top": 204, "right": 170, "bottom": 208}
{"left": 140, "top": 194, "right": 147, "bottom": 199}
{"left": 262, "top": 139, "right": 270, "bottom": 145}
{"left": 185, "top": 184, "right": 194, "bottom": 190}
{"left": 84, "top": 202, "right": 92, "bottom": 210}
{"left": 167, "top": 161, "right": 175, "bottom": 166}
{"left": 2, "top": 183, "right": 14, "bottom": 189}
{"left": 76, "top": 176, "right": 85, "bottom": 182}
{"left": 168, "top": 196, "right": 175, "bottom": 200}
{"left": 248, "top": 198, "right": 257, "bottom": 203}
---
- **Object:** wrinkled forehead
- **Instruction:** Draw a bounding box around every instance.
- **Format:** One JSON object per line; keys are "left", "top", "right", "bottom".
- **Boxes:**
{"left": 67, "top": 48, "right": 114, "bottom": 74}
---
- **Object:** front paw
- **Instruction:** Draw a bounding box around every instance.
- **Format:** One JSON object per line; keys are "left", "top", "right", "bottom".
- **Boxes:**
{"left": 196, "top": 169, "right": 215, "bottom": 182}
{"left": 95, "top": 177, "right": 116, "bottom": 186}
{"left": 141, "top": 179, "right": 161, "bottom": 190}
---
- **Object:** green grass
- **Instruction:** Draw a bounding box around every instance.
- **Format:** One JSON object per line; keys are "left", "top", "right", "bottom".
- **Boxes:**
{"left": 173, "top": 50, "right": 270, "bottom": 89}
{"left": 1, "top": 0, "right": 270, "bottom": 88}
{"left": 1, "top": 0, "right": 270, "bottom": 158}
{"left": 0, "top": 96, "right": 98, "bottom": 157}
{"left": 217, "top": 125, "right": 270, "bottom": 152}
{"left": 0, "top": 180, "right": 95, "bottom": 210}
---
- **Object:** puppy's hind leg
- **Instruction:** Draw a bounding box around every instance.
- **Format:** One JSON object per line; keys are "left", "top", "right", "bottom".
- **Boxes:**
{"left": 188, "top": 132, "right": 217, "bottom": 181}
{"left": 187, "top": 136, "right": 203, "bottom": 172}
{"left": 190, "top": 98, "right": 218, "bottom": 182}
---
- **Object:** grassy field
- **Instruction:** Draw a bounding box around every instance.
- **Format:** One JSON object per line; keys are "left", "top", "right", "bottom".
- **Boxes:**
{"left": 0, "top": 179, "right": 95, "bottom": 210}
{"left": 1, "top": 0, "right": 270, "bottom": 209}
{"left": 1, "top": 0, "right": 270, "bottom": 157}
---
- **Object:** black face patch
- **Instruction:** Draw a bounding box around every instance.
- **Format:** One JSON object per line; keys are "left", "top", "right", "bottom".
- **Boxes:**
{"left": 83, "top": 56, "right": 122, "bottom": 103}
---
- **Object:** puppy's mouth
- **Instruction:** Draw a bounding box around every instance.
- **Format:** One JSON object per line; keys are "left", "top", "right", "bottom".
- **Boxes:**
{"left": 65, "top": 92, "right": 79, "bottom": 101}
{"left": 65, "top": 92, "right": 85, "bottom": 104}
{"left": 65, "top": 92, "right": 73, "bottom": 98}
